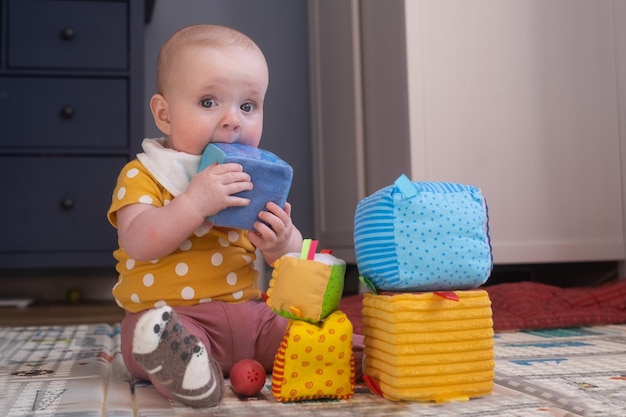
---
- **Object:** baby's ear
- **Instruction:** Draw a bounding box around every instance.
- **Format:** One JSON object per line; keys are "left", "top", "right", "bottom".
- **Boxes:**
{"left": 150, "top": 93, "right": 172, "bottom": 135}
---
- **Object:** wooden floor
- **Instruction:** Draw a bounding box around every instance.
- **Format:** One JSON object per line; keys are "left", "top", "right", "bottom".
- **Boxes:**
{"left": 0, "top": 302, "right": 125, "bottom": 326}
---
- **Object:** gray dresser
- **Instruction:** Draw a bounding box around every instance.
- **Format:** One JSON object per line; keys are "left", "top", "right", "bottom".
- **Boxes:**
{"left": 0, "top": 0, "right": 144, "bottom": 268}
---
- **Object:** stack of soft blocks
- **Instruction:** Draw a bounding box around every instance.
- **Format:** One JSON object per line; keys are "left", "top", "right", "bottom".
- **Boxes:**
{"left": 354, "top": 174, "right": 495, "bottom": 403}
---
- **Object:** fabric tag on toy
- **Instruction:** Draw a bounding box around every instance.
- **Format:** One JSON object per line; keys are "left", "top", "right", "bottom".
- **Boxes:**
{"left": 198, "top": 142, "right": 293, "bottom": 230}
{"left": 354, "top": 174, "right": 493, "bottom": 292}
{"left": 271, "top": 310, "right": 355, "bottom": 402}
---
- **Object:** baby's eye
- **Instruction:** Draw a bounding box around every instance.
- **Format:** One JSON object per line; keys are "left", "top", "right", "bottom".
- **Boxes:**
{"left": 200, "top": 98, "right": 217, "bottom": 108}
{"left": 241, "top": 102, "right": 255, "bottom": 113}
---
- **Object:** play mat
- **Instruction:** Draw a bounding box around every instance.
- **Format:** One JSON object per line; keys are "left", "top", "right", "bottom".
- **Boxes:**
{"left": 2, "top": 279, "right": 626, "bottom": 416}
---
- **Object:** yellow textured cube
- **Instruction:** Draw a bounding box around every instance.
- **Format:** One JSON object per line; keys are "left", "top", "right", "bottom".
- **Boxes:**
{"left": 362, "top": 290, "right": 494, "bottom": 403}
{"left": 271, "top": 310, "right": 355, "bottom": 402}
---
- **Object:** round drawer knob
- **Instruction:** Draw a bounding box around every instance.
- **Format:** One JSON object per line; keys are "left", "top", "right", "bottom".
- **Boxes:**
{"left": 60, "top": 198, "right": 74, "bottom": 211}
{"left": 60, "top": 26, "right": 76, "bottom": 41}
{"left": 61, "top": 106, "right": 74, "bottom": 119}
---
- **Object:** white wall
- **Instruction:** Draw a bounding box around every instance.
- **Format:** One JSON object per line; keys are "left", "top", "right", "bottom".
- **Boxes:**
{"left": 403, "top": 0, "right": 626, "bottom": 264}
{"left": 311, "top": 0, "right": 626, "bottom": 268}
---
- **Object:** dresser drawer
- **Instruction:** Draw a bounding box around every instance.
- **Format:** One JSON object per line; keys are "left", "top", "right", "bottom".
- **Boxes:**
{"left": 0, "top": 156, "right": 126, "bottom": 254}
{"left": 0, "top": 77, "right": 128, "bottom": 150}
{"left": 8, "top": 0, "right": 128, "bottom": 70}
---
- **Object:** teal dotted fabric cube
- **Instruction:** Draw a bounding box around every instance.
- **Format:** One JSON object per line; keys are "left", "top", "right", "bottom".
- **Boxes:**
{"left": 354, "top": 174, "right": 492, "bottom": 291}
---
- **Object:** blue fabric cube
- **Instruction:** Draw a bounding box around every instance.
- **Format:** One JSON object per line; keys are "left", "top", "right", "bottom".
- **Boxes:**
{"left": 354, "top": 174, "right": 493, "bottom": 291}
{"left": 199, "top": 143, "right": 293, "bottom": 230}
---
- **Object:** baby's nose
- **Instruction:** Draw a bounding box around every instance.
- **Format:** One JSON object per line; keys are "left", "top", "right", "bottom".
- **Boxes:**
{"left": 221, "top": 109, "right": 241, "bottom": 130}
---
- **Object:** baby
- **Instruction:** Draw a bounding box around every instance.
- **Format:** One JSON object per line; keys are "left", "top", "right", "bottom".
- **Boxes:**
{"left": 107, "top": 24, "right": 303, "bottom": 407}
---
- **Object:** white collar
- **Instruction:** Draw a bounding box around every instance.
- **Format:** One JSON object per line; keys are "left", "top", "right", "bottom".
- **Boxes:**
{"left": 136, "top": 138, "right": 201, "bottom": 196}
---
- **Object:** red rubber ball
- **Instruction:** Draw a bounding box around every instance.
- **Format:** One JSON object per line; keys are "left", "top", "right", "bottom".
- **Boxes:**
{"left": 230, "top": 359, "right": 266, "bottom": 396}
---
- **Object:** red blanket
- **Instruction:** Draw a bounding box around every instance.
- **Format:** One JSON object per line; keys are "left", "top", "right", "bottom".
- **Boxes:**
{"left": 339, "top": 279, "right": 626, "bottom": 333}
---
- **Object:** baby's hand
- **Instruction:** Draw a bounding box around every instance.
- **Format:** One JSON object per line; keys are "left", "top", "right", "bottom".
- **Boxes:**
{"left": 249, "top": 202, "right": 303, "bottom": 265}
{"left": 184, "top": 163, "right": 253, "bottom": 218}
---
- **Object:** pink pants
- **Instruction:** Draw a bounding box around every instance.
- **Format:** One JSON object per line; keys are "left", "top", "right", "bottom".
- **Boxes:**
{"left": 120, "top": 300, "right": 364, "bottom": 381}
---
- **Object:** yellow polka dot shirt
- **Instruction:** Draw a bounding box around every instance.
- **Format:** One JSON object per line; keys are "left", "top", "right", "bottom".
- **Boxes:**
{"left": 108, "top": 159, "right": 261, "bottom": 313}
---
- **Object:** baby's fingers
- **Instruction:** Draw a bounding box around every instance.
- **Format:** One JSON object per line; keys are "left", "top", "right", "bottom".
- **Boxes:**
{"left": 225, "top": 179, "right": 253, "bottom": 196}
{"left": 225, "top": 194, "right": 251, "bottom": 207}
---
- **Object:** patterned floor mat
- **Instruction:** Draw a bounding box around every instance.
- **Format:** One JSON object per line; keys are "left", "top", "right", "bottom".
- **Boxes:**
{"left": 2, "top": 323, "right": 626, "bottom": 416}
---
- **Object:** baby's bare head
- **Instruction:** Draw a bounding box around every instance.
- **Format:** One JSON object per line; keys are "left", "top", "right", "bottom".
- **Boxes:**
{"left": 156, "top": 24, "right": 267, "bottom": 96}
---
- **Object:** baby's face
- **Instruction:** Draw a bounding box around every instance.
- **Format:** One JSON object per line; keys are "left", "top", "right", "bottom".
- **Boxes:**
{"left": 163, "top": 44, "right": 269, "bottom": 154}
